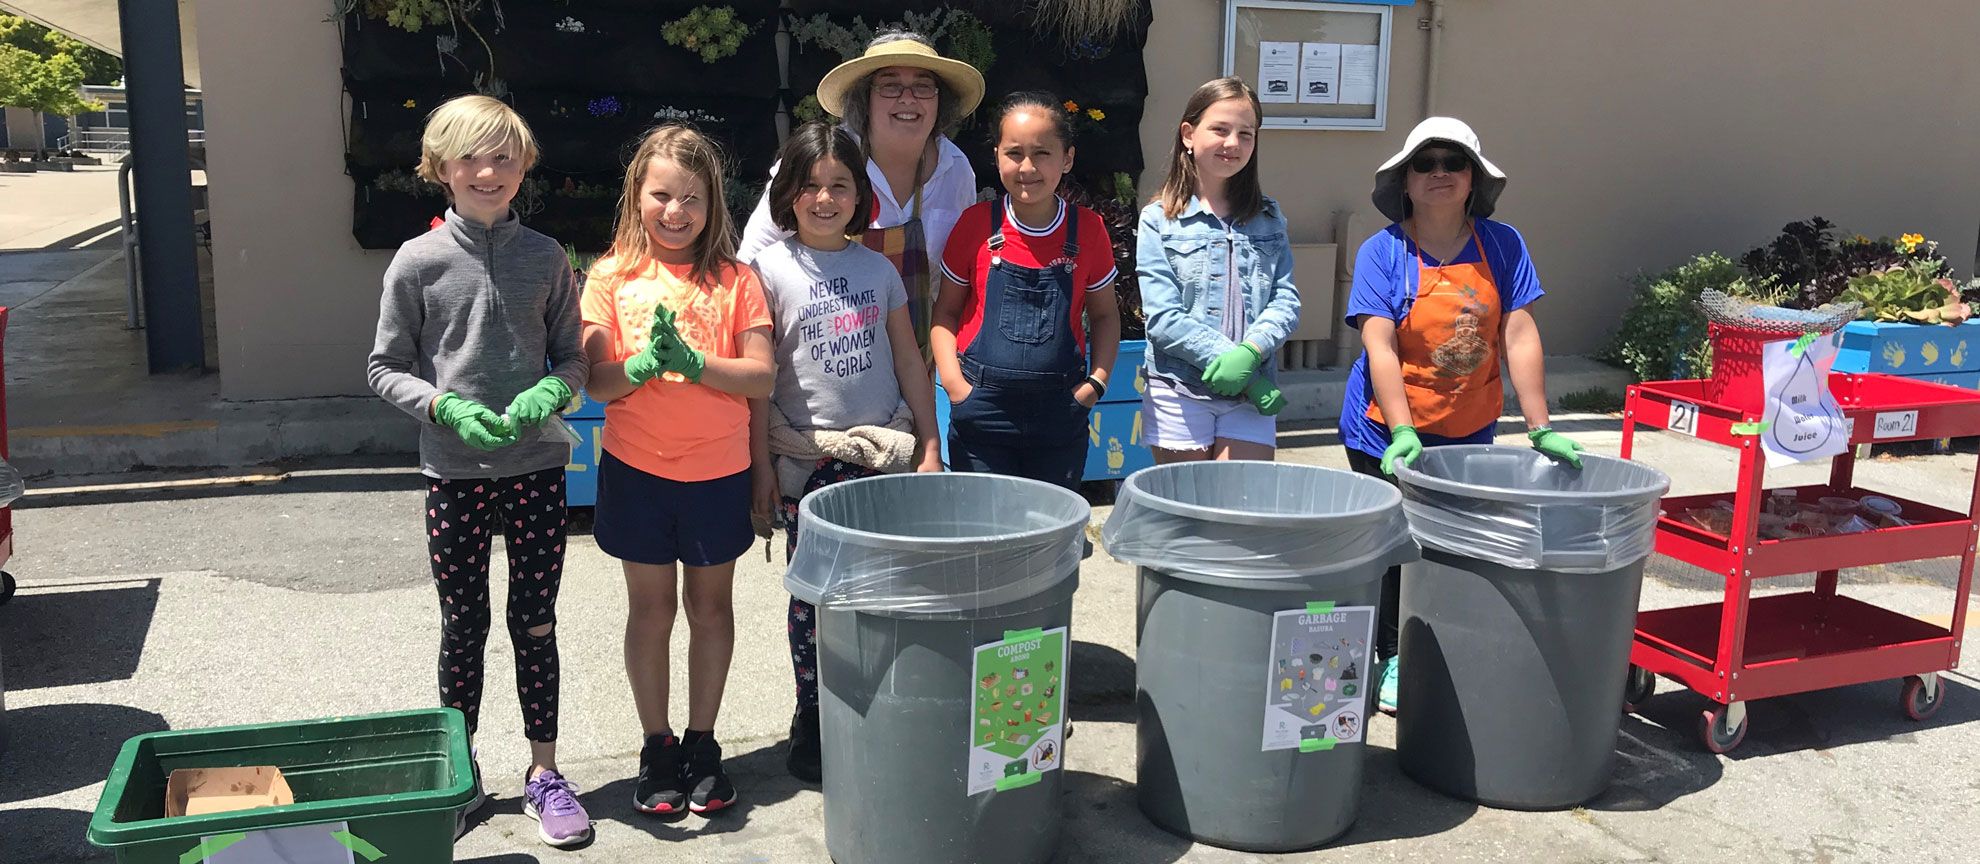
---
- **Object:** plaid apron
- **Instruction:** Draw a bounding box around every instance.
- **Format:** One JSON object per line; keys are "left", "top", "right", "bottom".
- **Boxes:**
{"left": 861, "top": 152, "right": 933, "bottom": 364}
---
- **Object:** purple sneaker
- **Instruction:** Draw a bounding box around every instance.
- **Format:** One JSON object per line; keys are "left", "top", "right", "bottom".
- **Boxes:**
{"left": 523, "top": 769, "right": 592, "bottom": 847}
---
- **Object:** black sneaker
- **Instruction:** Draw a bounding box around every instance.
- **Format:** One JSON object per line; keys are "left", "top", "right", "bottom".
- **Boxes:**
{"left": 685, "top": 734, "right": 738, "bottom": 814}
{"left": 633, "top": 734, "right": 689, "bottom": 815}
{"left": 786, "top": 705, "right": 822, "bottom": 784}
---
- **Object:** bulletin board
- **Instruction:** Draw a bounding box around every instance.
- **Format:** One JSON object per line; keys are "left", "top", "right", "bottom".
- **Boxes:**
{"left": 1222, "top": 0, "right": 1394, "bottom": 130}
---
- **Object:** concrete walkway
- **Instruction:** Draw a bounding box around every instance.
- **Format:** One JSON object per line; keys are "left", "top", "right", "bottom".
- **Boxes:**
{"left": 2, "top": 425, "right": 1975, "bottom": 863}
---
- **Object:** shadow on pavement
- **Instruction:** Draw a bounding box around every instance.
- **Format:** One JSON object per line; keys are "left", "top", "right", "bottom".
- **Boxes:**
{"left": 1068, "top": 640, "right": 1134, "bottom": 725}
{"left": 457, "top": 854, "right": 542, "bottom": 864}
{"left": 1331, "top": 744, "right": 1480, "bottom": 848}
{"left": 1, "top": 806, "right": 100, "bottom": 864}
{"left": 582, "top": 738, "right": 798, "bottom": 840}
{"left": 0, "top": 702, "right": 167, "bottom": 804}
{"left": 1588, "top": 714, "right": 1725, "bottom": 811}
{"left": 1, "top": 578, "right": 160, "bottom": 690}
{"left": 1058, "top": 770, "right": 1193, "bottom": 863}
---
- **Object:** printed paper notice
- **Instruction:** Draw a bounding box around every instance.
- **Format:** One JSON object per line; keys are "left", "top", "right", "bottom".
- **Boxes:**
{"left": 1761, "top": 332, "right": 1849, "bottom": 468}
{"left": 1263, "top": 604, "right": 1375, "bottom": 752}
{"left": 1257, "top": 41, "right": 1300, "bottom": 103}
{"left": 969, "top": 627, "right": 1068, "bottom": 795}
{"left": 1340, "top": 44, "right": 1379, "bottom": 105}
{"left": 1299, "top": 42, "right": 1343, "bottom": 104}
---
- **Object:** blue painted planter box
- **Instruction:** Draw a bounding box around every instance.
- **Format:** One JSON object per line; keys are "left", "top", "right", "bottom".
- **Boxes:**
{"left": 935, "top": 339, "right": 1155, "bottom": 482}
{"left": 1833, "top": 320, "right": 1980, "bottom": 378}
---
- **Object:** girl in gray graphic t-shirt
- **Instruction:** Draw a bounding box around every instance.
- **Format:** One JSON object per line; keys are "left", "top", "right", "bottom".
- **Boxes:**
{"left": 746, "top": 123, "right": 944, "bottom": 782}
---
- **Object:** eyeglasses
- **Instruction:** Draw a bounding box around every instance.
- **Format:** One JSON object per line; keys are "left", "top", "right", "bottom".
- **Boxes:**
{"left": 874, "top": 81, "right": 940, "bottom": 101}
{"left": 1408, "top": 152, "right": 1471, "bottom": 174}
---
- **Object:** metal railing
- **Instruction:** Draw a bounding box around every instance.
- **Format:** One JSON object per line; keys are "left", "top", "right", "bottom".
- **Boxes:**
{"left": 57, "top": 128, "right": 206, "bottom": 154}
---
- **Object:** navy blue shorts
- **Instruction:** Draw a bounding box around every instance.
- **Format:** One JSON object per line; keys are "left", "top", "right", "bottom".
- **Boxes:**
{"left": 593, "top": 450, "right": 754, "bottom": 567}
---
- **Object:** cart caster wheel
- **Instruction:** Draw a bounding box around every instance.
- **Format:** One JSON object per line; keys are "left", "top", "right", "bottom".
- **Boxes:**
{"left": 1623, "top": 664, "right": 1655, "bottom": 712}
{"left": 1901, "top": 674, "right": 1944, "bottom": 721}
{"left": 0, "top": 570, "right": 13, "bottom": 606}
{"left": 1700, "top": 702, "right": 1747, "bottom": 754}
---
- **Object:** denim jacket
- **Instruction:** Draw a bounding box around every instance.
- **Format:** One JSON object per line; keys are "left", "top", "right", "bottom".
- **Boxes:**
{"left": 1136, "top": 196, "right": 1301, "bottom": 391}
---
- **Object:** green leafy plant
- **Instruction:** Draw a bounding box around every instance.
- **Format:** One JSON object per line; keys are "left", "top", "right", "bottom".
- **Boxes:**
{"left": 789, "top": 9, "right": 989, "bottom": 68}
{"left": 0, "top": 14, "right": 120, "bottom": 84}
{"left": 1598, "top": 253, "right": 1743, "bottom": 382}
{"left": 791, "top": 94, "right": 826, "bottom": 124}
{"left": 942, "top": 11, "right": 995, "bottom": 72}
{"left": 359, "top": 0, "right": 451, "bottom": 32}
{"left": 662, "top": 6, "right": 755, "bottom": 64}
{"left": 554, "top": 177, "right": 616, "bottom": 200}
{"left": 372, "top": 169, "right": 444, "bottom": 197}
{"left": 1840, "top": 262, "right": 1973, "bottom": 324}
{"left": 1739, "top": 218, "right": 1948, "bottom": 310}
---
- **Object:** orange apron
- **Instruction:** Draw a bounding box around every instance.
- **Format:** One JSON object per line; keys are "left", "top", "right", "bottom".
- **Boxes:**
{"left": 1366, "top": 223, "right": 1503, "bottom": 437}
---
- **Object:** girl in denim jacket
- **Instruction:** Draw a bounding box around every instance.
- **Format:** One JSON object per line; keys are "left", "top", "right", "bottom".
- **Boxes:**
{"left": 1136, "top": 77, "right": 1300, "bottom": 462}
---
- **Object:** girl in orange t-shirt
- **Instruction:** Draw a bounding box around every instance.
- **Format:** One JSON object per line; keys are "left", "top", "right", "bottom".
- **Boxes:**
{"left": 580, "top": 125, "right": 773, "bottom": 818}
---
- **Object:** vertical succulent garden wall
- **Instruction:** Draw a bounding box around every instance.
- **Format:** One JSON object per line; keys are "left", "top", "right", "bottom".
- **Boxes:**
{"left": 339, "top": 1, "right": 1148, "bottom": 257}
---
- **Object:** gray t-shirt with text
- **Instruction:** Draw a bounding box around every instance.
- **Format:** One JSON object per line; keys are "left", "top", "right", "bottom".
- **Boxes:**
{"left": 754, "top": 237, "right": 909, "bottom": 431}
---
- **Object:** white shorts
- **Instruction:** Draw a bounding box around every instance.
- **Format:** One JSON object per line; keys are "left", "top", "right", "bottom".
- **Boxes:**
{"left": 1141, "top": 375, "right": 1278, "bottom": 451}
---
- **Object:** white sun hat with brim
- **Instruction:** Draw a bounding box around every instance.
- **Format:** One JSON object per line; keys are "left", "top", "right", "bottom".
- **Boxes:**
{"left": 817, "top": 38, "right": 986, "bottom": 119}
{"left": 1371, "top": 116, "right": 1507, "bottom": 223}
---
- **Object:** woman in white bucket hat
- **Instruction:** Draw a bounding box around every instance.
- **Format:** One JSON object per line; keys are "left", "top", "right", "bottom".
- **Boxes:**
{"left": 1338, "top": 117, "right": 1583, "bottom": 714}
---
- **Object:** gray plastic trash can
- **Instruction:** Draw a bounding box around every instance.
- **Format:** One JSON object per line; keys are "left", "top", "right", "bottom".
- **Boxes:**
{"left": 1101, "top": 462, "right": 1419, "bottom": 851}
{"left": 1393, "top": 445, "right": 1669, "bottom": 809}
{"left": 787, "top": 472, "right": 1091, "bottom": 864}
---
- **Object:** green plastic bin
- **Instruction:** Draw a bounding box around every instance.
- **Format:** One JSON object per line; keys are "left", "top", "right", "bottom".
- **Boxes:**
{"left": 88, "top": 708, "right": 475, "bottom": 864}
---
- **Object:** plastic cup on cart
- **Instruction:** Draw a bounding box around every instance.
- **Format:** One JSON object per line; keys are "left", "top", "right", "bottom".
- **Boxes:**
{"left": 1101, "top": 462, "right": 1418, "bottom": 850}
{"left": 786, "top": 473, "right": 1090, "bottom": 864}
{"left": 1393, "top": 445, "right": 1669, "bottom": 809}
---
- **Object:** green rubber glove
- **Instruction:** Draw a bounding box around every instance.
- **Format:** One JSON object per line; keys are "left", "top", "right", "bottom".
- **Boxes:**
{"left": 624, "top": 304, "right": 706, "bottom": 384}
{"left": 505, "top": 376, "right": 574, "bottom": 427}
{"left": 433, "top": 393, "right": 517, "bottom": 451}
{"left": 1530, "top": 427, "right": 1586, "bottom": 468}
{"left": 1244, "top": 376, "right": 1285, "bottom": 416}
{"left": 1202, "top": 343, "right": 1265, "bottom": 396}
{"left": 1381, "top": 425, "right": 1423, "bottom": 475}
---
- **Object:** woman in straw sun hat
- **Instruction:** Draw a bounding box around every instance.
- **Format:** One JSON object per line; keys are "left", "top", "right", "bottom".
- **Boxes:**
{"left": 734, "top": 30, "right": 984, "bottom": 784}
{"left": 1338, "top": 116, "right": 1583, "bottom": 715}
{"left": 739, "top": 31, "right": 986, "bottom": 362}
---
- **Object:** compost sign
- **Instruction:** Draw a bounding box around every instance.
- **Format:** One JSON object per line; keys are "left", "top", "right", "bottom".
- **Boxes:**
{"left": 1263, "top": 603, "right": 1375, "bottom": 752}
{"left": 968, "top": 627, "right": 1068, "bottom": 795}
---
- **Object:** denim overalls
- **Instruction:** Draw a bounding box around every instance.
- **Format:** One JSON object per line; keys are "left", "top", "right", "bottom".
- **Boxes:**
{"left": 948, "top": 196, "right": 1090, "bottom": 489}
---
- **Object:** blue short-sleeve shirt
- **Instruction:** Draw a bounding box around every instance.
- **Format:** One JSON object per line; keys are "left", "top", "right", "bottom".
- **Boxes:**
{"left": 1339, "top": 219, "right": 1544, "bottom": 460}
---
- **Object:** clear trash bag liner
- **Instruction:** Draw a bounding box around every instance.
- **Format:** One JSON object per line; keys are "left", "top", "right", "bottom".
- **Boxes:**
{"left": 0, "top": 456, "right": 23, "bottom": 507}
{"left": 1394, "top": 446, "right": 1670, "bottom": 574}
{"left": 1101, "top": 462, "right": 1416, "bottom": 580}
{"left": 785, "top": 473, "right": 1091, "bottom": 618}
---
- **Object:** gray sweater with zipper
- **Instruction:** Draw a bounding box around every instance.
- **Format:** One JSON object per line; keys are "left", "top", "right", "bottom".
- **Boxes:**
{"left": 367, "top": 209, "right": 589, "bottom": 480}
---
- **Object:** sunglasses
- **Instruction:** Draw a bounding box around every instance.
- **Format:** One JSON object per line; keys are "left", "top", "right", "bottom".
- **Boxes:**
{"left": 1408, "top": 152, "right": 1471, "bottom": 174}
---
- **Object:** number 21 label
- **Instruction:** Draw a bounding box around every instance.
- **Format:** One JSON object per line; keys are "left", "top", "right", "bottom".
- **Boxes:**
{"left": 1668, "top": 401, "right": 1700, "bottom": 436}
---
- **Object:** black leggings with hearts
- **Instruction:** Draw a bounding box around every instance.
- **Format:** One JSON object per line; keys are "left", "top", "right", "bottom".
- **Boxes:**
{"left": 426, "top": 468, "right": 567, "bottom": 743}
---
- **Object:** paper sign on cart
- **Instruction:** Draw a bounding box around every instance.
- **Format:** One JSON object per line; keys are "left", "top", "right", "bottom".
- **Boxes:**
{"left": 1873, "top": 411, "right": 1919, "bottom": 439}
{"left": 1761, "top": 332, "right": 1849, "bottom": 467}
{"left": 1262, "top": 604, "right": 1374, "bottom": 752}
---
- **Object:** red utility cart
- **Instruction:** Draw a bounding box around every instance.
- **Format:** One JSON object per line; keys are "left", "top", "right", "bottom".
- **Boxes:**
{"left": 1621, "top": 373, "right": 1978, "bottom": 752}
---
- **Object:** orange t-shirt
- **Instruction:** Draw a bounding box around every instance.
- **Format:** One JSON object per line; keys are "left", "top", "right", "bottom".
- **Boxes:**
{"left": 581, "top": 255, "right": 772, "bottom": 481}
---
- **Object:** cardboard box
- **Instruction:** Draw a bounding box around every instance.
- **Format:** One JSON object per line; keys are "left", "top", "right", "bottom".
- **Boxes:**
{"left": 165, "top": 766, "right": 295, "bottom": 817}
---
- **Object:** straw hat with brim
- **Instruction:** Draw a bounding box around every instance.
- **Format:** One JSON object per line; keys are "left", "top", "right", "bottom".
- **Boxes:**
{"left": 817, "top": 39, "right": 986, "bottom": 119}
{"left": 1371, "top": 116, "right": 1508, "bottom": 223}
